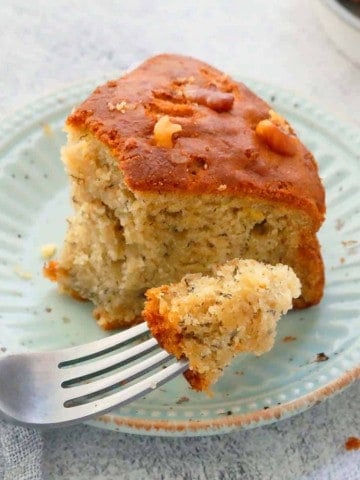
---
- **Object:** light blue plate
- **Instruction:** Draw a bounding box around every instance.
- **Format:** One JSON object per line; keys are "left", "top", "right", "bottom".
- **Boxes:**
{"left": 0, "top": 77, "right": 359, "bottom": 437}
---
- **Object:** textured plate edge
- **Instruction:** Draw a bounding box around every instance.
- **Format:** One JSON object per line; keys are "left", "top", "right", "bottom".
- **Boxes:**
{"left": 93, "top": 364, "right": 360, "bottom": 436}
{"left": 0, "top": 75, "right": 359, "bottom": 437}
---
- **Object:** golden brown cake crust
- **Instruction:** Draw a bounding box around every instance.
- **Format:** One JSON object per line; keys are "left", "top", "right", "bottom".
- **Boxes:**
{"left": 67, "top": 54, "right": 325, "bottom": 226}
{"left": 143, "top": 287, "right": 214, "bottom": 391}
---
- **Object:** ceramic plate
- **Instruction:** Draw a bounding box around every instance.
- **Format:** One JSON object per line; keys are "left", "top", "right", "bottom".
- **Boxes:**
{"left": 0, "top": 77, "right": 359, "bottom": 437}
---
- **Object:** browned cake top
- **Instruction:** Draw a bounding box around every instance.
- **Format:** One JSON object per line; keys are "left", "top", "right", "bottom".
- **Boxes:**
{"left": 67, "top": 54, "right": 325, "bottom": 225}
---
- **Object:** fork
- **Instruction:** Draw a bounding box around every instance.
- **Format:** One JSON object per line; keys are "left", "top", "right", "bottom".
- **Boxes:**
{"left": 0, "top": 322, "right": 188, "bottom": 428}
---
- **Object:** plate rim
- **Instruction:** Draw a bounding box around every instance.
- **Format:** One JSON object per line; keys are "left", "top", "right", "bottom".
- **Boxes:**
{"left": 95, "top": 364, "right": 360, "bottom": 435}
{"left": 0, "top": 75, "right": 359, "bottom": 437}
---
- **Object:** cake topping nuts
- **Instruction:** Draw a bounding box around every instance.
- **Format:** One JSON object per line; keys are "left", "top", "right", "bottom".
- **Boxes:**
{"left": 184, "top": 85, "right": 234, "bottom": 112}
{"left": 153, "top": 115, "right": 182, "bottom": 148}
{"left": 256, "top": 109, "right": 298, "bottom": 156}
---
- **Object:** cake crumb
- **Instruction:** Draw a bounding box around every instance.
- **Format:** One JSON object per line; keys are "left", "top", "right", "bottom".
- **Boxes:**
{"left": 217, "top": 184, "right": 227, "bottom": 191}
{"left": 175, "top": 76, "right": 195, "bottom": 85}
{"left": 108, "top": 101, "right": 127, "bottom": 113}
{"left": 341, "top": 240, "right": 359, "bottom": 256}
{"left": 335, "top": 218, "right": 345, "bottom": 231}
{"left": 282, "top": 335, "right": 297, "bottom": 343}
{"left": 345, "top": 437, "right": 360, "bottom": 451}
{"left": 40, "top": 243, "right": 57, "bottom": 259}
{"left": 176, "top": 396, "right": 189, "bottom": 404}
{"left": 341, "top": 240, "right": 358, "bottom": 248}
{"left": 13, "top": 265, "right": 33, "bottom": 280}
{"left": 42, "top": 123, "right": 53, "bottom": 137}
{"left": 315, "top": 352, "right": 329, "bottom": 362}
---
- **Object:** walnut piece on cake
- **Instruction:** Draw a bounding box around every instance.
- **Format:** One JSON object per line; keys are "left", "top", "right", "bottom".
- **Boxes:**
{"left": 44, "top": 54, "right": 325, "bottom": 329}
{"left": 143, "top": 258, "right": 301, "bottom": 391}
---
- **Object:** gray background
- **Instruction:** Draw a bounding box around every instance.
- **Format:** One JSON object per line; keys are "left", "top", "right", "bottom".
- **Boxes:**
{"left": 0, "top": 0, "right": 359, "bottom": 478}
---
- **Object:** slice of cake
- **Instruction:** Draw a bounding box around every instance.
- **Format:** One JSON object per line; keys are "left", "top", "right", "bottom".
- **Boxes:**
{"left": 143, "top": 258, "right": 301, "bottom": 391}
{"left": 45, "top": 54, "right": 325, "bottom": 329}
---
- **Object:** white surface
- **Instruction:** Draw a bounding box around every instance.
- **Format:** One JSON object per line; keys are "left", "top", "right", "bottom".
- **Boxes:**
{"left": 315, "top": 0, "right": 360, "bottom": 66}
{"left": 0, "top": 0, "right": 359, "bottom": 127}
{"left": 41, "top": 382, "right": 360, "bottom": 480}
{"left": 0, "top": 0, "right": 359, "bottom": 478}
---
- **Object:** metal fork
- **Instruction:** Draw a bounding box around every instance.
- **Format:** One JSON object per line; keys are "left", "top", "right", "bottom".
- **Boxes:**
{"left": 0, "top": 322, "right": 188, "bottom": 428}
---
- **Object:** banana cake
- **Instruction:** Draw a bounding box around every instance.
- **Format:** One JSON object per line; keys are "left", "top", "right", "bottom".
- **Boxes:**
{"left": 44, "top": 54, "right": 325, "bottom": 329}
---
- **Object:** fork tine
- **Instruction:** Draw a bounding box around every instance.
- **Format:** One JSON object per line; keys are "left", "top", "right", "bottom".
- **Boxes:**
{"left": 61, "top": 338, "right": 159, "bottom": 384}
{"left": 62, "top": 349, "right": 172, "bottom": 404}
{"left": 58, "top": 322, "right": 150, "bottom": 364}
{"left": 64, "top": 359, "right": 189, "bottom": 422}
{"left": 0, "top": 321, "right": 189, "bottom": 427}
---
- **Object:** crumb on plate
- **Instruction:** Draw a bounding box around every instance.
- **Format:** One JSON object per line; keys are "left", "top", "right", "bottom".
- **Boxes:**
{"left": 40, "top": 243, "right": 57, "bottom": 259}
{"left": 13, "top": 265, "right": 33, "bottom": 280}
